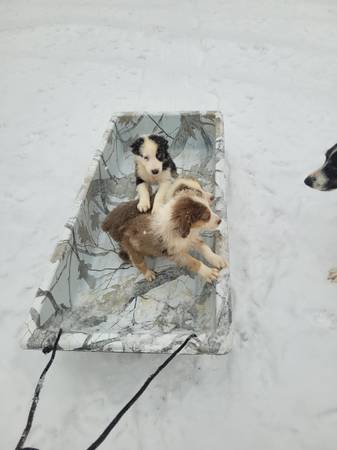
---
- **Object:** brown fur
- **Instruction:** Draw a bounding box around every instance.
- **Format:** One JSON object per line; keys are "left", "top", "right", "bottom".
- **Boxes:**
{"left": 172, "top": 183, "right": 203, "bottom": 198}
{"left": 101, "top": 178, "right": 224, "bottom": 282}
{"left": 171, "top": 197, "right": 211, "bottom": 238}
{"left": 121, "top": 215, "right": 165, "bottom": 258}
{"left": 102, "top": 207, "right": 165, "bottom": 277}
{"left": 101, "top": 195, "right": 155, "bottom": 240}
{"left": 174, "top": 253, "right": 201, "bottom": 273}
{"left": 101, "top": 195, "right": 210, "bottom": 277}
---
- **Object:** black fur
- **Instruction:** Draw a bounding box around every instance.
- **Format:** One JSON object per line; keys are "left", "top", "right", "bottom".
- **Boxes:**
{"left": 163, "top": 158, "right": 177, "bottom": 176}
{"left": 325, "top": 143, "right": 337, "bottom": 160}
{"left": 304, "top": 142, "right": 337, "bottom": 190}
{"left": 319, "top": 165, "right": 337, "bottom": 190}
{"left": 136, "top": 176, "right": 145, "bottom": 186}
{"left": 148, "top": 134, "right": 169, "bottom": 154}
{"left": 131, "top": 134, "right": 177, "bottom": 177}
{"left": 148, "top": 134, "right": 177, "bottom": 176}
{"left": 130, "top": 137, "right": 144, "bottom": 155}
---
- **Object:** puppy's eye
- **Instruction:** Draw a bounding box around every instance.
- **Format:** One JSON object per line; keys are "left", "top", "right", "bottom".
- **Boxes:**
{"left": 143, "top": 156, "right": 149, "bottom": 161}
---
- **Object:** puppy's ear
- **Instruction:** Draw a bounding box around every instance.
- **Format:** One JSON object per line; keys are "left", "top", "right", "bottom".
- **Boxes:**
{"left": 172, "top": 197, "right": 210, "bottom": 238}
{"left": 172, "top": 198, "right": 191, "bottom": 238}
{"left": 175, "top": 214, "right": 192, "bottom": 238}
{"left": 149, "top": 134, "right": 169, "bottom": 152}
{"left": 130, "top": 137, "right": 144, "bottom": 155}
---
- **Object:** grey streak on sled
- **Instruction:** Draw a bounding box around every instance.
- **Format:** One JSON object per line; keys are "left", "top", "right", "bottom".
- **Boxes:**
{"left": 21, "top": 111, "right": 232, "bottom": 354}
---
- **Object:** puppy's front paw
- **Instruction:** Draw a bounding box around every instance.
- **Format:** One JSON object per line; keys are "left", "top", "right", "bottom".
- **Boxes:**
{"left": 137, "top": 198, "right": 150, "bottom": 213}
{"left": 144, "top": 269, "right": 156, "bottom": 282}
{"left": 199, "top": 265, "right": 219, "bottom": 283}
{"left": 328, "top": 268, "right": 337, "bottom": 283}
{"left": 209, "top": 254, "right": 228, "bottom": 270}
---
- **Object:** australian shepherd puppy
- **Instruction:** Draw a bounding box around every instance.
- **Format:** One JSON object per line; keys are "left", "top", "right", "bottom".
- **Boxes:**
{"left": 102, "top": 177, "right": 227, "bottom": 283}
{"left": 130, "top": 134, "right": 177, "bottom": 213}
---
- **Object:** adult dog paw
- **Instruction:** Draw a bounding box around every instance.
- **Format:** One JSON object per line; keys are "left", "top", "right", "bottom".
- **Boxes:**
{"left": 328, "top": 268, "right": 337, "bottom": 283}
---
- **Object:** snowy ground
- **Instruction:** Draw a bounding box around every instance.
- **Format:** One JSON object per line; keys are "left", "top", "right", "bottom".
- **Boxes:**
{"left": 1, "top": 0, "right": 337, "bottom": 448}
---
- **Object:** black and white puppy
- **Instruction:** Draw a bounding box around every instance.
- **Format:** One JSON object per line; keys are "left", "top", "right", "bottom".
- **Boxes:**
{"left": 304, "top": 142, "right": 337, "bottom": 282}
{"left": 304, "top": 143, "right": 337, "bottom": 191}
{"left": 131, "top": 134, "right": 177, "bottom": 213}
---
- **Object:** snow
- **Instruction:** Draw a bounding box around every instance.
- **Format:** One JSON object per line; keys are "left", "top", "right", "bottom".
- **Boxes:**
{"left": 1, "top": 0, "right": 337, "bottom": 448}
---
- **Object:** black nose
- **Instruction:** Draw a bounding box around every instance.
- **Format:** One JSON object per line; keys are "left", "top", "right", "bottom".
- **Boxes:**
{"left": 304, "top": 175, "right": 315, "bottom": 187}
{"left": 152, "top": 169, "right": 159, "bottom": 175}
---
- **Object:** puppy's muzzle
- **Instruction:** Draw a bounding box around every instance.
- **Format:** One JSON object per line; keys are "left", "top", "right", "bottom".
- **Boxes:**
{"left": 304, "top": 175, "right": 315, "bottom": 188}
{"left": 304, "top": 169, "right": 328, "bottom": 190}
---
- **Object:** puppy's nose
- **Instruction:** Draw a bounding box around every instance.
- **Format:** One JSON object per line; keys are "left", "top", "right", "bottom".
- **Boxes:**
{"left": 152, "top": 169, "right": 159, "bottom": 175}
{"left": 217, "top": 218, "right": 222, "bottom": 225}
{"left": 210, "top": 195, "right": 215, "bottom": 202}
{"left": 304, "top": 175, "right": 315, "bottom": 187}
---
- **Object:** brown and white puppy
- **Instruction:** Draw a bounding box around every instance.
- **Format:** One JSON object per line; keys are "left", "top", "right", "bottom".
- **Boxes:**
{"left": 152, "top": 194, "right": 227, "bottom": 282}
{"left": 102, "top": 179, "right": 226, "bottom": 282}
{"left": 101, "top": 177, "right": 214, "bottom": 243}
{"left": 131, "top": 134, "right": 177, "bottom": 213}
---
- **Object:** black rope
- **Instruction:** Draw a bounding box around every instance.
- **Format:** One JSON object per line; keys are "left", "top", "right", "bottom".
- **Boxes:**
{"left": 16, "top": 329, "right": 63, "bottom": 450}
{"left": 15, "top": 330, "right": 196, "bottom": 450}
{"left": 86, "top": 333, "right": 196, "bottom": 450}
